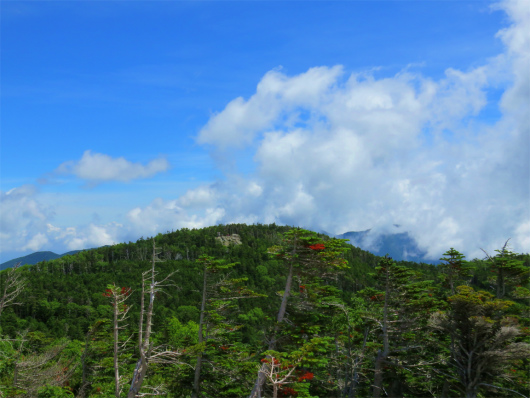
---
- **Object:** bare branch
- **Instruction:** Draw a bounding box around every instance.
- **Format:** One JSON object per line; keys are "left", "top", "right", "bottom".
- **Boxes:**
{"left": 0, "top": 263, "right": 27, "bottom": 319}
{"left": 478, "top": 382, "right": 528, "bottom": 398}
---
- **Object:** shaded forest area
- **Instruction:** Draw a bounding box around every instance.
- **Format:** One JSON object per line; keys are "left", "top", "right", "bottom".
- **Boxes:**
{"left": 0, "top": 224, "right": 528, "bottom": 398}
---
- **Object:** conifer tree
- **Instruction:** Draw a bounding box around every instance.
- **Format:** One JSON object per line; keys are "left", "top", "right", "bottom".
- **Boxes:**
{"left": 430, "top": 286, "right": 530, "bottom": 398}
{"left": 439, "top": 248, "right": 473, "bottom": 295}
{"left": 482, "top": 240, "right": 529, "bottom": 299}
{"left": 363, "top": 257, "right": 441, "bottom": 398}
{"left": 192, "top": 255, "right": 264, "bottom": 398}
{"left": 249, "top": 228, "right": 348, "bottom": 398}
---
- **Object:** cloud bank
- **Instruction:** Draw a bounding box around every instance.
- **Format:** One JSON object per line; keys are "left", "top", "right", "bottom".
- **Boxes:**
{"left": 1, "top": 0, "right": 528, "bottom": 262}
{"left": 0, "top": 185, "right": 53, "bottom": 253}
{"left": 56, "top": 150, "right": 169, "bottom": 183}
{"left": 173, "top": 0, "right": 530, "bottom": 259}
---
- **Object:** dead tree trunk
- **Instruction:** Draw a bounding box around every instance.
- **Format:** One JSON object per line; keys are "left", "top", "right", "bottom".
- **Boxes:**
{"left": 128, "top": 240, "right": 176, "bottom": 398}
{"left": 249, "top": 260, "right": 294, "bottom": 398}
{"left": 191, "top": 263, "right": 209, "bottom": 398}
{"left": 0, "top": 263, "right": 26, "bottom": 321}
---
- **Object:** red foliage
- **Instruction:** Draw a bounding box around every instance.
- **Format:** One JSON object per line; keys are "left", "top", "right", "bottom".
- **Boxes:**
{"left": 370, "top": 293, "right": 383, "bottom": 301}
{"left": 308, "top": 244, "right": 325, "bottom": 251}
{"left": 261, "top": 357, "right": 280, "bottom": 365}
{"left": 280, "top": 387, "right": 298, "bottom": 397}
{"left": 103, "top": 287, "right": 131, "bottom": 297}
{"left": 297, "top": 371, "right": 314, "bottom": 381}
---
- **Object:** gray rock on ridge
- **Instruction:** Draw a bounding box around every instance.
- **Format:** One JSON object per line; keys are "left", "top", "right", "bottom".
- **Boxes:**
{"left": 215, "top": 233, "right": 242, "bottom": 247}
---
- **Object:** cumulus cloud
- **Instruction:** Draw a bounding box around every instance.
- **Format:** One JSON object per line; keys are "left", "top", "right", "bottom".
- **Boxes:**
{"left": 45, "top": 222, "right": 123, "bottom": 251}
{"left": 197, "top": 66, "right": 343, "bottom": 149}
{"left": 127, "top": 197, "right": 225, "bottom": 236}
{"left": 56, "top": 150, "right": 169, "bottom": 183}
{"left": 2, "top": 0, "right": 527, "bottom": 263}
{"left": 178, "top": 0, "right": 530, "bottom": 259}
{"left": 0, "top": 185, "right": 53, "bottom": 256}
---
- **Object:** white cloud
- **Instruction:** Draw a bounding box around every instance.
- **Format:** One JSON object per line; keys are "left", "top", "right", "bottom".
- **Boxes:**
{"left": 172, "top": 0, "right": 529, "bottom": 259}
{"left": 61, "top": 223, "right": 120, "bottom": 250}
{"left": 56, "top": 150, "right": 170, "bottom": 183}
{"left": 0, "top": 185, "right": 124, "bottom": 259}
{"left": 22, "top": 233, "right": 49, "bottom": 252}
{"left": 197, "top": 66, "right": 343, "bottom": 149}
{"left": 2, "top": 0, "right": 527, "bottom": 263}
{"left": 127, "top": 197, "right": 225, "bottom": 235}
{"left": 0, "top": 185, "right": 53, "bottom": 255}
{"left": 177, "top": 186, "right": 218, "bottom": 208}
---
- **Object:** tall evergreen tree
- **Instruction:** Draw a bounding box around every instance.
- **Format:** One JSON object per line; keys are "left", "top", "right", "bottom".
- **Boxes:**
{"left": 482, "top": 241, "right": 529, "bottom": 299}
{"left": 249, "top": 228, "right": 348, "bottom": 398}
{"left": 439, "top": 248, "right": 473, "bottom": 295}
{"left": 430, "top": 286, "right": 530, "bottom": 398}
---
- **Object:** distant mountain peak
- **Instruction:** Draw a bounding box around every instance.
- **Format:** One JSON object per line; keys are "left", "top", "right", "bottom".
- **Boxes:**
{"left": 335, "top": 229, "right": 436, "bottom": 264}
{"left": 0, "top": 250, "right": 84, "bottom": 271}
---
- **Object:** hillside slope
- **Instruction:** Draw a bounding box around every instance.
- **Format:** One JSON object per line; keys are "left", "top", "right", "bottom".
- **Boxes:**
{"left": 0, "top": 250, "right": 83, "bottom": 271}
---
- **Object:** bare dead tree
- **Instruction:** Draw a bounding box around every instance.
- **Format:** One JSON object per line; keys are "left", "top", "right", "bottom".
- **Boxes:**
{"left": 0, "top": 263, "right": 26, "bottom": 320}
{"left": 103, "top": 284, "right": 133, "bottom": 398}
{"left": 10, "top": 335, "right": 76, "bottom": 396}
{"left": 128, "top": 239, "right": 180, "bottom": 398}
{"left": 259, "top": 355, "right": 302, "bottom": 398}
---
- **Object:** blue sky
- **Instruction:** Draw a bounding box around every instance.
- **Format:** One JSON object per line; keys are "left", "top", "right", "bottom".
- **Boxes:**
{"left": 1, "top": 0, "right": 528, "bottom": 263}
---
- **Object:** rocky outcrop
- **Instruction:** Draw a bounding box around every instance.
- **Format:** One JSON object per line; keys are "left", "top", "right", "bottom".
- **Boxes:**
{"left": 215, "top": 233, "right": 242, "bottom": 247}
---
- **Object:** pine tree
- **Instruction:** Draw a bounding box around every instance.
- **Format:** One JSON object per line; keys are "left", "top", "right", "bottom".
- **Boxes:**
{"left": 482, "top": 241, "right": 529, "bottom": 299}
{"left": 439, "top": 248, "right": 473, "bottom": 295}
{"left": 430, "top": 286, "right": 530, "bottom": 398}
{"left": 249, "top": 228, "right": 348, "bottom": 398}
{"left": 192, "top": 255, "right": 264, "bottom": 398}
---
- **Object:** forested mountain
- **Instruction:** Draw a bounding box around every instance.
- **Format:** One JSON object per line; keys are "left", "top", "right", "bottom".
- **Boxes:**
{"left": 335, "top": 229, "right": 433, "bottom": 264}
{"left": 0, "top": 251, "right": 83, "bottom": 272}
{"left": 0, "top": 224, "right": 528, "bottom": 398}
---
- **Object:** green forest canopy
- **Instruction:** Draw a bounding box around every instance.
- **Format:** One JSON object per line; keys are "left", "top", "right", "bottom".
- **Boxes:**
{"left": 0, "top": 224, "right": 528, "bottom": 398}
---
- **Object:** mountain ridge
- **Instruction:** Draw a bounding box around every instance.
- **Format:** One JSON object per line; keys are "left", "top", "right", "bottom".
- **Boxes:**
{"left": 1, "top": 227, "right": 439, "bottom": 270}
{"left": 0, "top": 250, "right": 83, "bottom": 271}
{"left": 335, "top": 229, "right": 438, "bottom": 264}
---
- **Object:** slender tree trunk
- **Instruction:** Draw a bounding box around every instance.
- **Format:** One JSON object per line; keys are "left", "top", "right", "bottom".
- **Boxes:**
{"left": 440, "top": 380, "right": 450, "bottom": 398}
{"left": 249, "top": 261, "right": 295, "bottom": 398}
{"left": 373, "top": 351, "right": 384, "bottom": 398}
{"left": 192, "top": 265, "right": 209, "bottom": 398}
{"left": 373, "top": 271, "right": 390, "bottom": 398}
{"left": 388, "top": 378, "right": 403, "bottom": 398}
{"left": 497, "top": 269, "right": 504, "bottom": 299}
{"left": 77, "top": 326, "right": 96, "bottom": 398}
{"left": 128, "top": 355, "right": 146, "bottom": 398}
{"left": 465, "top": 386, "right": 477, "bottom": 398}
{"left": 276, "top": 261, "right": 294, "bottom": 324}
{"left": 113, "top": 298, "right": 120, "bottom": 398}
{"left": 128, "top": 242, "right": 156, "bottom": 398}
{"left": 349, "top": 327, "right": 369, "bottom": 398}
